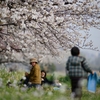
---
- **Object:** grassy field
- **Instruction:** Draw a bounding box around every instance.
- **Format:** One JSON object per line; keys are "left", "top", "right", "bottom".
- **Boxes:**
{"left": 0, "top": 67, "right": 100, "bottom": 100}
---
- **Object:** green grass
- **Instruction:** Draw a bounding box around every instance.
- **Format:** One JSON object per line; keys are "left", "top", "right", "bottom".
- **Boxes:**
{"left": 0, "top": 67, "right": 100, "bottom": 100}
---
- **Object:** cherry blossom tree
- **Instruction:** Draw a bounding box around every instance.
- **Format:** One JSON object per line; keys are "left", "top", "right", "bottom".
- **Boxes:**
{"left": 0, "top": 0, "right": 100, "bottom": 63}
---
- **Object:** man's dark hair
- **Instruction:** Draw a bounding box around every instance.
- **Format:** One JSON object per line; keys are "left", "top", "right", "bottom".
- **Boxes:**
{"left": 71, "top": 46, "right": 80, "bottom": 56}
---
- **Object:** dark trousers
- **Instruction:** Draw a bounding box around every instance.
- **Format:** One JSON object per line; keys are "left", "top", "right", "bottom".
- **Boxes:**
{"left": 28, "top": 84, "right": 41, "bottom": 88}
{"left": 20, "top": 77, "right": 41, "bottom": 88}
{"left": 70, "top": 77, "right": 82, "bottom": 98}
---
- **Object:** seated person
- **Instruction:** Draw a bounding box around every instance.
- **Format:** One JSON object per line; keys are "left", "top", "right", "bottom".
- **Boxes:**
{"left": 19, "top": 70, "right": 54, "bottom": 86}
{"left": 41, "top": 70, "right": 54, "bottom": 86}
{"left": 19, "top": 58, "right": 41, "bottom": 88}
{"left": 41, "top": 70, "right": 62, "bottom": 89}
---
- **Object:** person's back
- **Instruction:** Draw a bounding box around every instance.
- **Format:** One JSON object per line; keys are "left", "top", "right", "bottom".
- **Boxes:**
{"left": 66, "top": 46, "right": 93, "bottom": 100}
{"left": 66, "top": 56, "right": 92, "bottom": 78}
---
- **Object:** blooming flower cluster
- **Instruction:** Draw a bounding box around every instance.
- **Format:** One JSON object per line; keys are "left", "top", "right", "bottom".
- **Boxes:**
{"left": 0, "top": 0, "right": 99, "bottom": 62}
